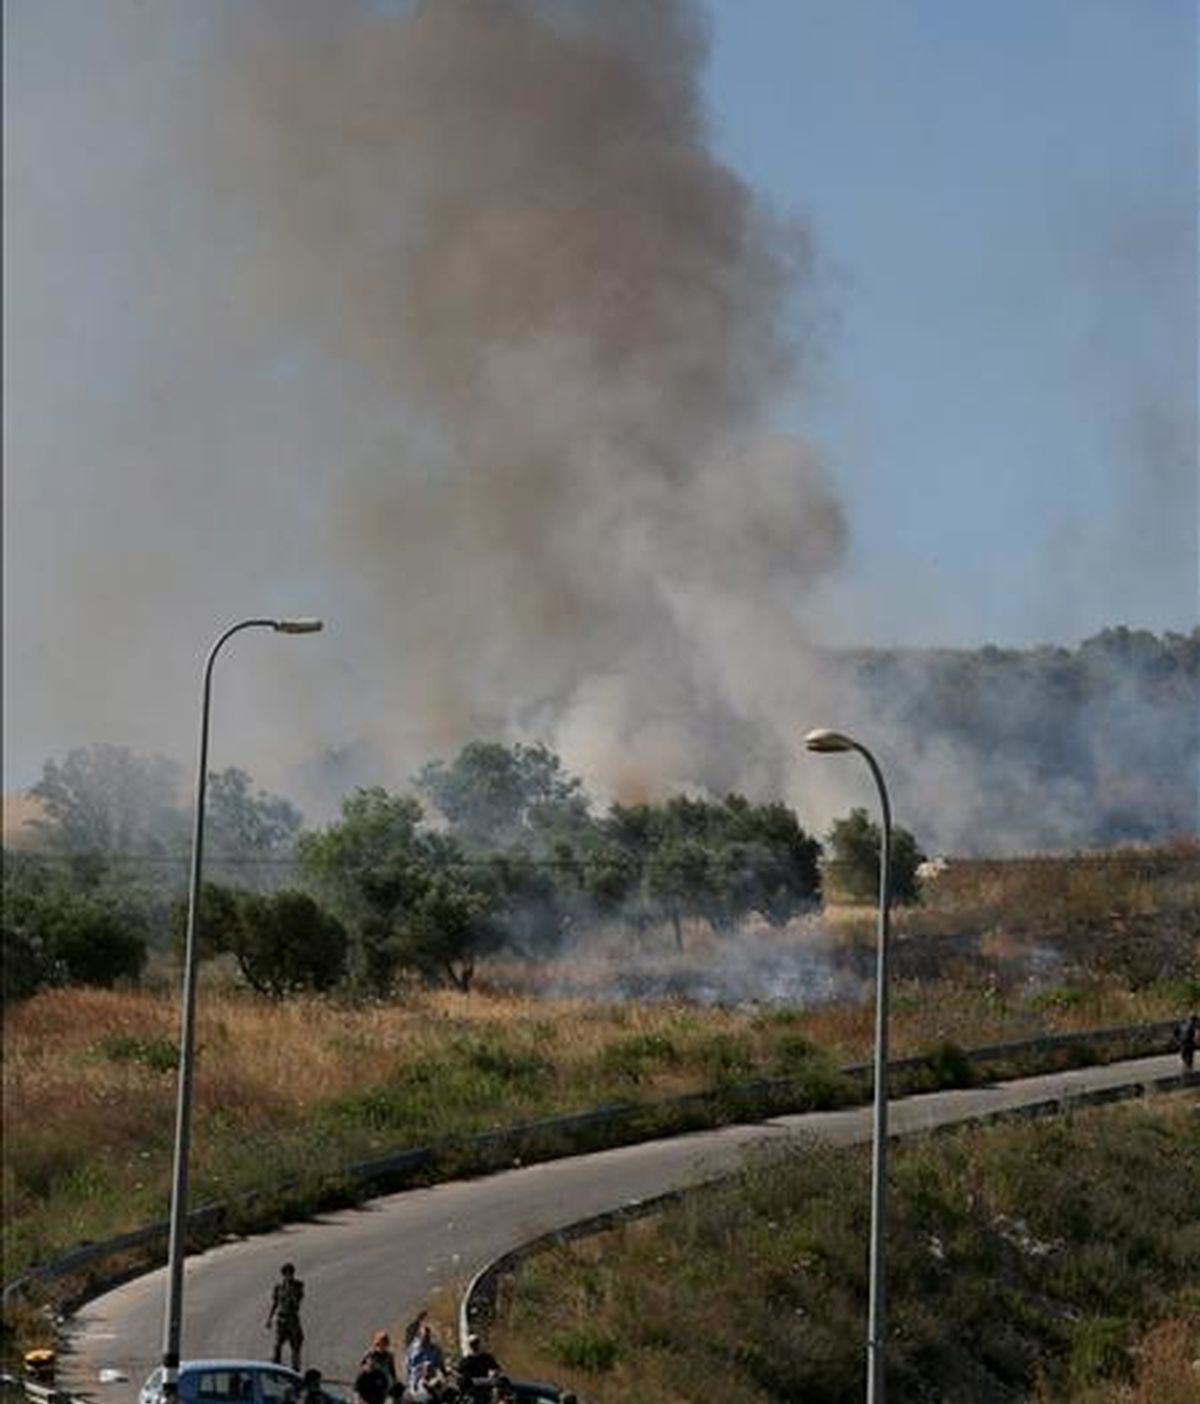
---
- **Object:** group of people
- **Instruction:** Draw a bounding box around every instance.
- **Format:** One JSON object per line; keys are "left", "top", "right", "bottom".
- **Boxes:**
{"left": 354, "top": 1322, "right": 560, "bottom": 1404}
{"left": 267, "top": 1268, "right": 573, "bottom": 1404}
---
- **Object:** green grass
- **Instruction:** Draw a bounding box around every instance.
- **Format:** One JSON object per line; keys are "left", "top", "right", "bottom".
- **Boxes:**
{"left": 94, "top": 1031, "right": 180, "bottom": 1073}
{"left": 490, "top": 1097, "right": 1200, "bottom": 1404}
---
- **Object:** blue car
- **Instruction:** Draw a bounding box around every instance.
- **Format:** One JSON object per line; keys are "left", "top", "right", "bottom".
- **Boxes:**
{"left": 138, "top": 1360, "right": 311, "bottom": 1404}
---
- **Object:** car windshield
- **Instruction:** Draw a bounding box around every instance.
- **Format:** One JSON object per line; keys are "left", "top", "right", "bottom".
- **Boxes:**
{"left": 174, "top": 1367, "right": 300, "bottom": 1404}
{"left": 188, "top": 1370, "right": 256, "bottom": 1402}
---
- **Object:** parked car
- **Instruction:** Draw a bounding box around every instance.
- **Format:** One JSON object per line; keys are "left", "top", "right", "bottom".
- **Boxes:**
{"left": 507, "top": 1384, "right": 563, "bottom": 1402}
{"left": 139, "top": 1360, "right": 307, "bottom": 1404}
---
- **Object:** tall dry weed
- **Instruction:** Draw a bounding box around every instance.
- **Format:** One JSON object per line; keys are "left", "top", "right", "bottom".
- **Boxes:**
{"left": 1129, "top": 1314, "right": 1200, "bottom": 1404}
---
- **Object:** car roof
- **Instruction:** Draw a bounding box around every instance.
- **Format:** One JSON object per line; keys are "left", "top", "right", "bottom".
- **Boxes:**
{"left": 178, "top": 1363, "right": 301, "bottom": 1375}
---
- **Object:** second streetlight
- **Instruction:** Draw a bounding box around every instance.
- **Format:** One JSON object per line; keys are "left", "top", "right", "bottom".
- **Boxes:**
{"left": 804, "top": 727, "right": 893, "bottom": 1404}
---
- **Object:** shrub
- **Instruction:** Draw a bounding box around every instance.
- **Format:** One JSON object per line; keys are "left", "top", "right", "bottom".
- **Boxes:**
{"left": 1028, "top": 984, "right": 1089, "bottom": 1012}
{"left": 770, "top": 1030, "right": 816, "bottom": 1071}
{"left": 549, "top": 1327, "right": 622, "bottom": 1373}
{"left": 53, "top": 904, "right": 147, "bottom": 987}
{"left": 97, "top": 1032, "right": 179, "bottom": 1073}
{"left": 600, "top": 1032, "right": 681, "bottom": 1081}
{"left": 459, "top": 1039, "right": 552, "bottom": 1089}
{"left": 235, "top": 890, "right": 348, "bottom": 997}
{"left": 825, "top": 807, "right": 925, "bottom": 905}
{"left": 693, "top": 1032, "right": 753, "bottom": 1083}
{"left": 786, "top": 1058, "right": 849, "bottom": 1111}
{"left": 1066, "top": 1315, "right": 1133, "bottom": 1387}
{"left": 920, "top": 1038, "right": 977, "bottom": 1089}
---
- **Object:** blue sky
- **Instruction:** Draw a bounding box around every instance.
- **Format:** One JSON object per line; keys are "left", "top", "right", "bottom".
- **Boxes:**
{"left": 702, "top": 0, "right": 1197, "bottom": 645}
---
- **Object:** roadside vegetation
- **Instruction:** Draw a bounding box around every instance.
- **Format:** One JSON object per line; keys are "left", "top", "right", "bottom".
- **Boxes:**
{"left": 3, "top": 733, "right": 1197, "bottom": 1365}
{"left": 487, "top": 1096, "right": 1200, "bottom": 1403}
{"left": 2, "top": 964, "right": 1191, "bottom": 1295}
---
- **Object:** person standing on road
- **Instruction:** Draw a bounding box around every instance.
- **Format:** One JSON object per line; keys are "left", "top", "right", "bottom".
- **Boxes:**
{"left": 266, "top": 1262, "right": 306, "bottom": 1372}
{"left": 1179, "top": 1013, "right": 1198, "bottom": 1071}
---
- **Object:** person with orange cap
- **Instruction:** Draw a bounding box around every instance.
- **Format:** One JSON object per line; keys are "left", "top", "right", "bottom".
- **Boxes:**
{"left": 360, "top": 1331, "right": 398, "bottom": 1392}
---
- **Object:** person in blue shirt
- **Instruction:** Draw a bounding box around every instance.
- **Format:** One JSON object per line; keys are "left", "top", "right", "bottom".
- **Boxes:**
{"left": 405, "top": 1321, "right": 446, "bottom": 1398}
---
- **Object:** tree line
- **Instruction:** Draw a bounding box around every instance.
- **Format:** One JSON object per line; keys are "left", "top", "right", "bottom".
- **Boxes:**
{"left": 2, "top": 740, "right": 921, "bottom": 1002}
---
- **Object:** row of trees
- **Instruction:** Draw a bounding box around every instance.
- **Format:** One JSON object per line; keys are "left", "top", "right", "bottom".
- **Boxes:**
{"left": 3, "top": 740, "right": 922, "bottom": 1001}
{"left": 27, "top": 744, "right": 302, "bottom": 874}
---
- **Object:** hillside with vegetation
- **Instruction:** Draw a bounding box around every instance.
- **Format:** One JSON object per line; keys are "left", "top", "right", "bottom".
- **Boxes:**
{"left": 487, "top": 1096, "right": 1200, "bottom": 1403}
{"left": 842, "top": 626, "right": 1199, "bottom": 853}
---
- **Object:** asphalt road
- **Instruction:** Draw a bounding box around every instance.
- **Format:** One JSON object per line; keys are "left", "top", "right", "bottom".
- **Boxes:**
{"left": 62, "top": 1053, "right": 1192, "bottom": 1401}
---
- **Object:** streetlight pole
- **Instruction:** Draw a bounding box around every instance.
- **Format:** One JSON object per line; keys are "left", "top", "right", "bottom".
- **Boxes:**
{"left": 161, "top": 617, "right": 323, "bottom": 1401}
{"left": 803, "top": 728, "right": 892, "bottom": 1404}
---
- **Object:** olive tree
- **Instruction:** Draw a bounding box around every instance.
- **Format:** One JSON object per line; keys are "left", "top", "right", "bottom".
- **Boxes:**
{"left": 825, "top": 807, "right": 925, "bottom": 905}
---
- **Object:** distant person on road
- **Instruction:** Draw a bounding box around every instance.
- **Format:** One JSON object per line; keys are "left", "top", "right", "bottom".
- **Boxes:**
{"left": 266, "top": 1262, "right": 306, "bottom": 1372}
{"left": 1179, "top": 1012, "right": 1198, "bottom": 1071}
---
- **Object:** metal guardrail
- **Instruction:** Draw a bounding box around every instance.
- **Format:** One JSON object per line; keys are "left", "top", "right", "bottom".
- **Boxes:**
{"left": 2, "top": 1019, "right": 1184, "bottom": 1314}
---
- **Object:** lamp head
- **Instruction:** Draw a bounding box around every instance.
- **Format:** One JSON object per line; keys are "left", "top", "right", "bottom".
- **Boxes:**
{"left": 273, "top": 618, "right": 324, "bottom": 634}
{"left": 803, "top": 727, "right": 857, "bottom": 754}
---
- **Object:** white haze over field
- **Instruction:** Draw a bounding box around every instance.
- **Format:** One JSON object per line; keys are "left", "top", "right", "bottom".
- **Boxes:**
{"left": 5, "top": 0, "right": 1196, "bottom": 853}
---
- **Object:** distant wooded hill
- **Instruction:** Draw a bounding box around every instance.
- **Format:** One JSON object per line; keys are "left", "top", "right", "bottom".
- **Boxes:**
{"left": 835, "top": 626, "right": 1199, "bottom": 854}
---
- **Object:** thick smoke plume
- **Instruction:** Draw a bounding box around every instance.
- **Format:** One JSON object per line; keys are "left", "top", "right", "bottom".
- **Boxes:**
{"left": 192, "top": 0, "right": 845, "bottom": 802}
{"left": 9, "top": 1, "right": 1192, "bottom": 856}
{"left": 6, "top": 0, "right": 846, "bottom": 810}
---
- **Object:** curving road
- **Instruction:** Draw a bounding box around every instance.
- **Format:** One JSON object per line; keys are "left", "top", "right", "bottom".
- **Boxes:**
{"left": 63, "top": 1054, "right": 1192, "bottom": 1401}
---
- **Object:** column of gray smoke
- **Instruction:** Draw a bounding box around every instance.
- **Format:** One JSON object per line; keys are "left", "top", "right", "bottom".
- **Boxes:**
{"left": 187, "top": 0, "right": 847, "bottom": 804}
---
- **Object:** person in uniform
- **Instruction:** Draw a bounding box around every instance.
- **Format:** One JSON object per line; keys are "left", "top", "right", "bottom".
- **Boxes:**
{"left": 266, "top": 1262, "right": 306, "bottom": 1372}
